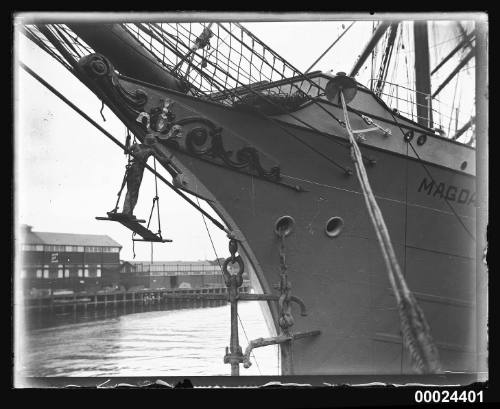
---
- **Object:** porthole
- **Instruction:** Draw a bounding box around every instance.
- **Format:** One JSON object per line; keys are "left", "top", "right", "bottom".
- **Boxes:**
{"left": 274, "top": 215, "right": 295, "bottom": 237}
{"left": 325, "top": 217, "right": 344, "bottom": 238}
{"left": 417, "top": 134, "right": 427, "bottom": 146}
{"left": 461, "top": 161, "right": 468, "bottom": 170}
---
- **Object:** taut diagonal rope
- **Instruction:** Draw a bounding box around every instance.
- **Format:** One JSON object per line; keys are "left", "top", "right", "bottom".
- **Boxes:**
{"left": 340, "top": 91, "right": 441, "bottom": 374}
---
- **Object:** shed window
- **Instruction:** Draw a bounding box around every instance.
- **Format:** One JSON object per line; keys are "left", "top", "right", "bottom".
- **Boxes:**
{"left": 85, "top": 246, "right": 102, "bottom": 253}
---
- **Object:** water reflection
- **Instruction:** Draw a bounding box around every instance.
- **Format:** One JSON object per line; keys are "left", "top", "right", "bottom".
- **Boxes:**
{"left": 18, "top": 302, "right": 279, "bottom": 377}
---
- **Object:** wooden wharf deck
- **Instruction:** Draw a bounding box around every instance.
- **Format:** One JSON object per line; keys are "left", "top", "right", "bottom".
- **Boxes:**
{"left": 23, "top": 285, "right": 252, "bottom": 313}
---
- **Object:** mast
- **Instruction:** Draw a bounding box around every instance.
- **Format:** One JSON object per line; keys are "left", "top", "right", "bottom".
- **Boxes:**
{"left": 432, "top": 48, "right": 475, "bottom": 99}
{"left": 349, "top": 21, "right": 391, "bottom": 77}
{"left": 430, "top": 30, "right": 474, "bottom": 75}
{"left": 373, "top": 22, "right": 399, "bottom": 96}
{"left": 413, "top": 21, "right": 433, "bottom": 128}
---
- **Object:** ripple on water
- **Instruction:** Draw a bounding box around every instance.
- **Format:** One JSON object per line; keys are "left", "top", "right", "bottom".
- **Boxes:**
{"left": 19, "top": 302, "right": 279, "bottom": 377}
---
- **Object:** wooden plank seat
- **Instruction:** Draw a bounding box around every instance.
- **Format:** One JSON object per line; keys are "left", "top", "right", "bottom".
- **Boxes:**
{"left": 96, "top": 212, "right": 172, "bottom": 243}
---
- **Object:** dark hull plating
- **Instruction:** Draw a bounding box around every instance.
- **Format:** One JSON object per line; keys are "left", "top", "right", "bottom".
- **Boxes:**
{"left": 77, "top": 57, "right": 477, "bottom": 375}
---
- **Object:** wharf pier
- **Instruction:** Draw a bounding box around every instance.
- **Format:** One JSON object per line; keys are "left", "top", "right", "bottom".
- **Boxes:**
{"left": 24, "top": 284, "right": 252, "bottom": 314}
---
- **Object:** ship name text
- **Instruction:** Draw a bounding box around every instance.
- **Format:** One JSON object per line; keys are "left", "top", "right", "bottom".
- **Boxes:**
{"left": 418, "top": 178, "right": 475, "bottom": 206}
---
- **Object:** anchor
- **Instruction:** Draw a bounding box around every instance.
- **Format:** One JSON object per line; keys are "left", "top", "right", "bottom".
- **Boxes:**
{"left": 215, "top": 220, "right": 321, "bottom": 376}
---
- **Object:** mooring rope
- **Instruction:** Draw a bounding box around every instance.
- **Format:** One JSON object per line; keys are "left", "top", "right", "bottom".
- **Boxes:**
{"left": 340, "top": 91, "right": 442, "bottom": 374}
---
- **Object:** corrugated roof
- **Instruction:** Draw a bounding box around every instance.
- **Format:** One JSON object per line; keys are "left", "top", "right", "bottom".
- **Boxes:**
{"left": 22, "top": 231, "right": 45, "bottom": 245}
{"left": 23, "top": 231, "right": 122, "bottom": 247}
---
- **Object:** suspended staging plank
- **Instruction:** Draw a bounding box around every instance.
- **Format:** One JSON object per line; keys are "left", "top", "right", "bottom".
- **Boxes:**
{"left": 96, "top": 212, "right": 172, "bottom": 243}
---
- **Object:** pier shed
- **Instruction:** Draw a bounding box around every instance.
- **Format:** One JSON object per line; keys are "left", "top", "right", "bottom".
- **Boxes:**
{"left": 19, "top": 224, "right": 122, "bottom": 295}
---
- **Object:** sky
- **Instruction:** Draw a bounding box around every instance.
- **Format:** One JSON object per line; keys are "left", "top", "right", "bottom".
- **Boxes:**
{"left": 14, "top": 15, "right": 478, "bottom": 262}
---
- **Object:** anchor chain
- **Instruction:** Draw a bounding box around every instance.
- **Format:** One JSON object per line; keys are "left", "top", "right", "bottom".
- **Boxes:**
{"left": 222, "top": 238, "right": 245, "bottom": 375}
{"left": 277, "top": 231, "right": 294, "bottom": 334}
{"left": 222, "top": 238, "right": 244, "bottom": 290}
{"left": 275, "top": 225, "right": 296, "bottom": 374}
{"left": 219, "top": 230, "right": 320, "bottom": 375}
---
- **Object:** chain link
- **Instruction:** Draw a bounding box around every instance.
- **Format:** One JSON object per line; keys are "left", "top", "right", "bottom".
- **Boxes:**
{"left": 222, "top": 239, "right": 244, "bottom": 291}
{"left": 277, "top": 232, "right": 294, "bottom": 334}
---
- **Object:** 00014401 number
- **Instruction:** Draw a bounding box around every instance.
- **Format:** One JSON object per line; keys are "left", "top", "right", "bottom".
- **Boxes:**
{"left": 415, "top": 390, "right": 484, "bottom": 403}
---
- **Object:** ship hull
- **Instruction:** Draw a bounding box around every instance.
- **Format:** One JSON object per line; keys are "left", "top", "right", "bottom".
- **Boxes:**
{"left": 78, "top": 60, "right": 477, "bottom": 375}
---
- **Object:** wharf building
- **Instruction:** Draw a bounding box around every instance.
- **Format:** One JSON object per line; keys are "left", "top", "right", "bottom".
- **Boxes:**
{"left": 19, "top": 225, "right": 250, "bottom": 296}
{"left": 19, "top": 225, "right": 122, "bottom": 295}
{"left": 119, "top": 260, "right": 250, "bottom": 291}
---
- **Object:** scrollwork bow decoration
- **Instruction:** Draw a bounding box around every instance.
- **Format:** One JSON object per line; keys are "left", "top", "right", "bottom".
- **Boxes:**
{"left": 181, "top": 119, "right": 281, "bottom": 181}
{"left": 78, "top": 53, "right": 148, "bottom": 116}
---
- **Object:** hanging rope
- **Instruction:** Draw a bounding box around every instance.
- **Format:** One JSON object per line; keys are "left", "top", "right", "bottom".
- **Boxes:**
{"left": 100, "top": 99, "right": 106, "bottom": 121}
{"left": 340, "top": 90, "right": 441, "bottom": 374}
{"left": 131, "top": 230, "right": 136, "bottom": 259}
{"left": 124, "top": 127, "right": 132, "bottom": 153}
{"left": 112, "top": 159, "right": 131, "bottom": 214}
{"left": 113, "top": 129, "right": 135, "bottom": 213}
{"left": 20, "top": 61, "right": 230, "bottom": 235}
{"left": 153, "top": 158, "right": 162, "bottom": 238}
{"left": 129, "top": 157, "right": 164, "bottom": 260}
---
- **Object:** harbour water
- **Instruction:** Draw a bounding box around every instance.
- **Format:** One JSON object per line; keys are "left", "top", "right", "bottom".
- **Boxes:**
{"left": 17, "top": 301, "right": 279, "bottom": 377}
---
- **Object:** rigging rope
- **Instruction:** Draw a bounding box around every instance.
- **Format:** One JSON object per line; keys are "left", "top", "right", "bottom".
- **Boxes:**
{"left": 304, "top": 21, "right": 356, "bottom": 74}
{"left": 153, "top": 158, "right": 162, "bottom": 237}
{"left": 28, "top": 22, "right": 376, "bottom": 172}
{"left": 132, "top": 157, "right": 163, "bottom": 261}
{"left": 340, "top": 90, "right": 442, "bottom": 374}
{"left": 20, "top": 61, "right": 230, "bottom": 236}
